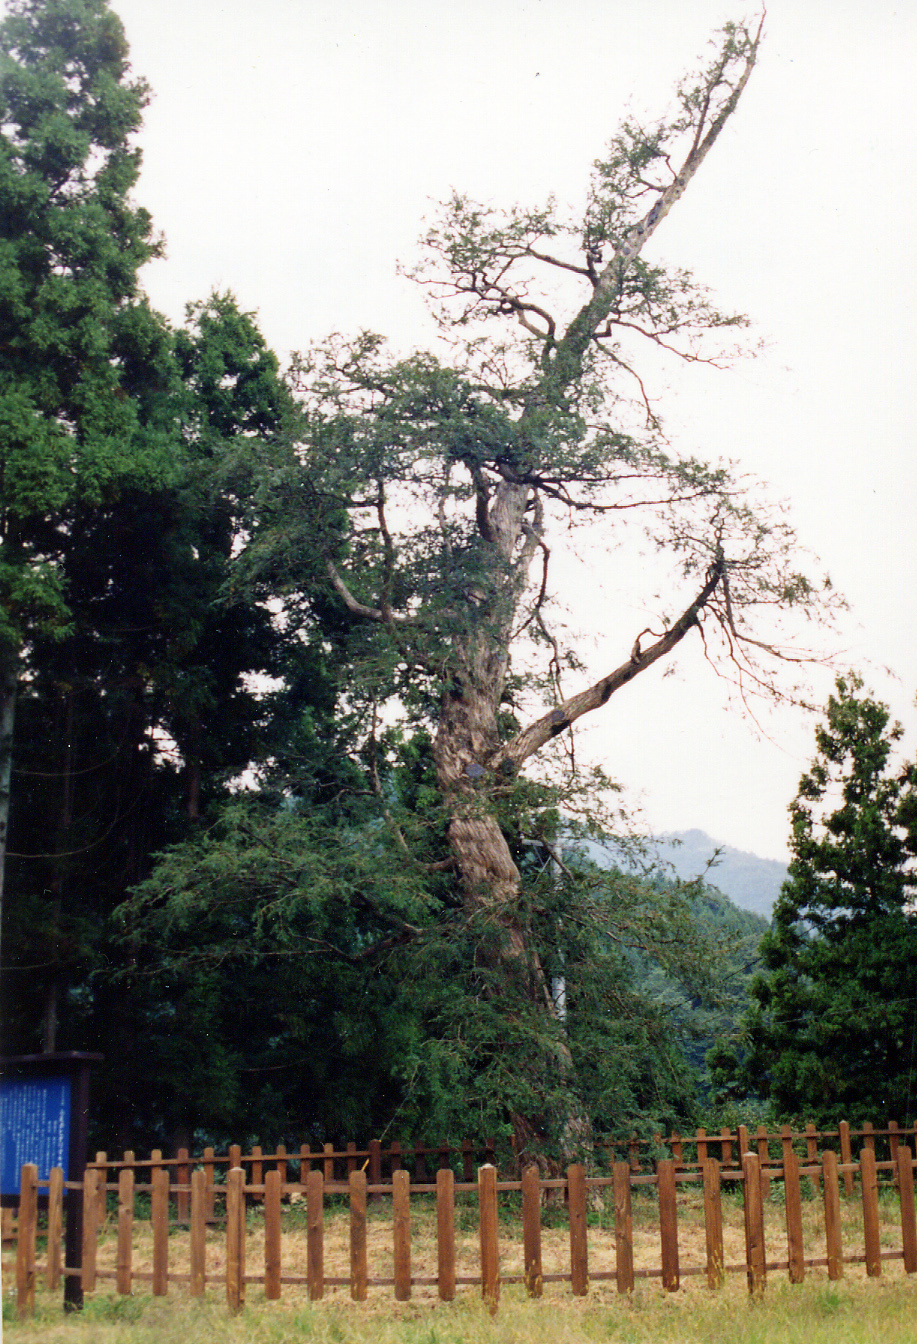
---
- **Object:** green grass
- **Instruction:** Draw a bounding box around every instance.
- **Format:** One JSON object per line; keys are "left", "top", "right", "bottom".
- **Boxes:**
{"left": 5, "top": 1278, "right": 917, "bottom": 1344}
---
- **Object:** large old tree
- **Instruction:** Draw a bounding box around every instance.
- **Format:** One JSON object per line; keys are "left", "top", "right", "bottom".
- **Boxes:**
{"left": 225, "top": 15, "right": 834, "bottom": 1155}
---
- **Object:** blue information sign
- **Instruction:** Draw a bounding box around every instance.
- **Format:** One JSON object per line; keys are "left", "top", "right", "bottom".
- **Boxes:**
{"left": 0, "top": 1075, "right": 71, "bottom": 1195}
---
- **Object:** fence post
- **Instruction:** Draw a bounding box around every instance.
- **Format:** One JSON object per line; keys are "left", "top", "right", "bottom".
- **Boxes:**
{"left": 190, "top": 1168, "right": 207, "bottom": 1295}
{"left": 307, "top": 1169, "right": 324, "bottom": 1300}
{"left": 176, "top": 1147, "right": 190, "bottom": 1223}
{"left": 478, "top": 1164, "right": 500, "bottom": 1316}
{"left": 720, "top": 1128, "right": 733, "bottom": 1169}
{"left": 95, "top": 1152, "right": 108, "bottom": 1227}
{"left": 614, "top": 1162, "right": 634, "bottom": 1294}
{"left": 349, "top": 1168, "right": 368, "bottom": 1301}
{"left": 896, "top": 1144, "right": 917, "bottom": 1274}
{"left": 276, "top": 1143, "right": 288, "bottom": 1190}
{"left": 783, "top": 1146, "right": 805, "bottom": 1283}
{"left": 299, "top": 1144, "right": 311, "bottom": 1193}
{"left": 62, "top": 1157, "right": 85, "bottom": 1312}
{"left": 860, "top": 1147, "right": 881, "bottom": 1277}
{"left": 204, "top": 1146, "right": 216, "bottom": 1220}
{"left": 568, "top": 1163, "right": 588, "bottom": 1296}
{"left": 806, "top": 1124, "right": 821, "bottom": 1191}
{"left": 737, "top": 1125, "right": 750, "bottom": 1165}
{"left": 265, "top": 1169, "right": 282, "bottom": 1300}
{"left": 756, "top": 1125, "right": 772, "bottom": 1199}
{"left": 889, "top": 1122, "right": 901, "bottom": 1189}
{"left": 462, "top": 1138, "right": 474, "bottom": 1182}
{"left": 696, "top": 1127, "right": 708, "bottom": 1165}
{"left": 152, "top": 1164, "right": 169, "bottom": 1296}
{"left": 47, "top": 1165, "right": 64, "bottom": 1291}
{"left": 393, "top": 1167, "right": 411, "bottom": 1301}
{"left": 116, "top": 1168, "right": 134, "bottom": 1296}
{"left": 628, "top": 1135, "right": 641, "bottom": 1171}
{"left": 521, "top": 1164, "right": 542, "bottom": 1297}
{"left": 226, "top": 1166, "right": 246, "bottom": 1315}
{"left": 657, "top": 1158, "right": 679, "bottom": 1292}
{"left": 368, "top": 1138, "right": 382, "bottom": 1198}
{"left": 437, "top": 1167, "right": 456, "bottom": 1301}
{"left": 81, "top": 1164, "right": 99, "bottom": 1294}
{"left": 839, "top": 1121, "right": 854, "bottom": 1196}
{"left": 742, "top": 1153, "right": 766, "bottom": 1298}
{"left": 703, "top": 1158, "right": 724, "bottom": 1289}
{"left": 822, "top": 1149, "right": 843, "bottom": 1280}
{"left": 15, "top": 1164, "right": 38, "bottom": 1318}
{"left": 251, "top": 1145, "right": 263, "bottom": 1204}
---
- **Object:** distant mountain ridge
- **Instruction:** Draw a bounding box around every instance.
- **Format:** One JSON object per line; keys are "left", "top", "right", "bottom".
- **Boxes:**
{"left": 582, "top": 828, "right": 786, "bottom": 920}
{"left": 652, "top": 829, "right": 786, "bottom": 919}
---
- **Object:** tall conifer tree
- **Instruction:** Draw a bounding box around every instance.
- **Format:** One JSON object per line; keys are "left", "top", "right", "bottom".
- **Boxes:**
{"left": 717, "top": 677, "right": 917, "bottom": 1125}
{"left": 0, "top": 0, "right": 175, "bottom": 915}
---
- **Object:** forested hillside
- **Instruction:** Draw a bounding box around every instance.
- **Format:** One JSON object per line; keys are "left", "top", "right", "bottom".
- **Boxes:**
{"left": 2, "top": 1, "right": 842, "bottom": 1159}
{"left": 655, "top": 831, "right": 786, "bottom": 919}
{"left": 583, "top": 831, "right": 786, "bottom": 919}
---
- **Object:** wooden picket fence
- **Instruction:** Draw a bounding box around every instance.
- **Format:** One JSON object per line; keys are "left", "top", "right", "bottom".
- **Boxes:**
{"left": 13, "top": 1131, "right": 917, "bottom": 1318}
{"left": 598, "top": 1120, "right": 915, "bottom": 1190}
{"left": 60, "top": 1118, "right": 917, "bottom": 1207}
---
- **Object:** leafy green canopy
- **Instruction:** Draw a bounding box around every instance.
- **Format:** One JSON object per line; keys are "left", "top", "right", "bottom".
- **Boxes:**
{"left": 712, "top": 677, "right": 917, "bottom": 1126}
{"left": 0, "top": 0, "right": 175, "bottom": 652}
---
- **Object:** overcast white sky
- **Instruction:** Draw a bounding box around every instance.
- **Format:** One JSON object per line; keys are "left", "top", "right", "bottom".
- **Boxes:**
{"left": 27, "top": 0, "right": 917, "bottom": 860}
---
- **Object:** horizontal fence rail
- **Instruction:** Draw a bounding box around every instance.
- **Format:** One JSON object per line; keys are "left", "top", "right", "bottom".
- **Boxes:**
{"left": 50, "top": 1120, "right": 917, "bottom": 1199}
{"left": 12, "top": 1122, "right": 917, "bottom": 1319}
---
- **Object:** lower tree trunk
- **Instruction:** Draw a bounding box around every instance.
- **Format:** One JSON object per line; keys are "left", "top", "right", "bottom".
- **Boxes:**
{"left": 433, "top": 686, "right": 591, "bottom": 1170}
{"left": 0, "top": 652, "right": 17, "bottom": 952}
{"left": 172, "top": 1121, "right": 192, "bottom": 1158}
{"left": 185, "top": 717, "right": 202, "bottom": 821}
{"left": 40, "top": 978, "right": 58, "bottom": 1054}
{"left": 41, "top": 692, "right": 73, "bottom": 1055}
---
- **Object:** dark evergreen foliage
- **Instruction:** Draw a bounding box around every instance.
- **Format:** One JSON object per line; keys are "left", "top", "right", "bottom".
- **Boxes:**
{"left": 1, "top": 289, "right": 307, "bottom": 1144}
{"left": 0, "top": 0, "right": 175, "bottom": 651}
{"left": 0, "top": 1, "right": 307, "bottom": 1146}
{"left": 712, "top": 677, "right": 917, "bottom": 1126}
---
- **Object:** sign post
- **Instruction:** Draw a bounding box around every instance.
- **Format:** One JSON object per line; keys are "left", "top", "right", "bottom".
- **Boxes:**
{"left": 0, "top": 1053, "right": 102, "bottom": 1310}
